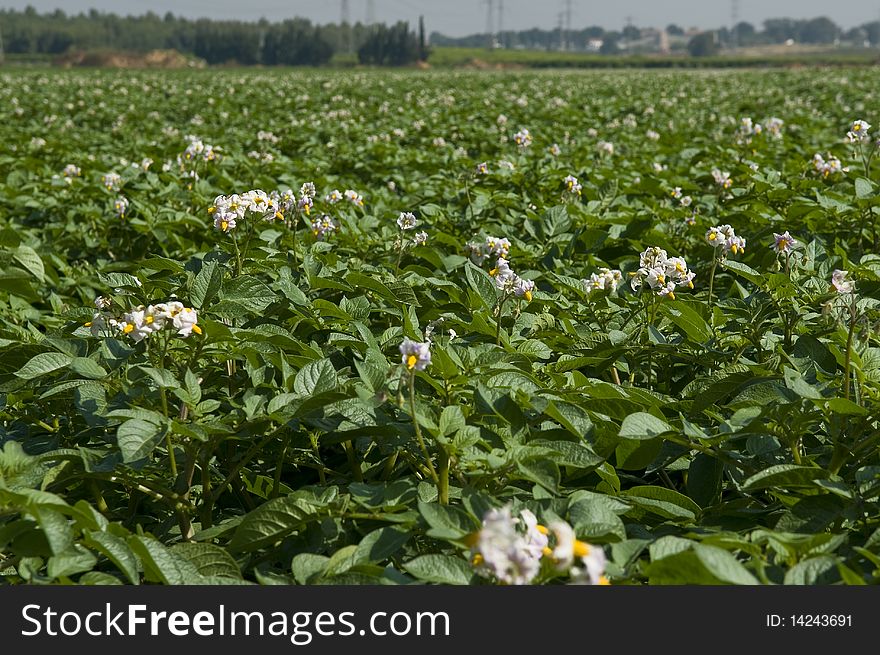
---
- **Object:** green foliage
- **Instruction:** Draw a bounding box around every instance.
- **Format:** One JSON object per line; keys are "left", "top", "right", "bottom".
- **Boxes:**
{"left": 1, "top": 68, "right": 880, "bottom": 587}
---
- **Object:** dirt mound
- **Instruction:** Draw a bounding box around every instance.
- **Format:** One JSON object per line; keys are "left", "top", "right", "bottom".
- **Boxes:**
{"left": 55, "top": 49, "right": 205, "bottom": 69}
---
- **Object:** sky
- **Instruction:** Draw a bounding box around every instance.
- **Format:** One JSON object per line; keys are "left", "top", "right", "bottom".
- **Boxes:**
{"left": 0, "top": 1, "right": 874, "bottom": 36}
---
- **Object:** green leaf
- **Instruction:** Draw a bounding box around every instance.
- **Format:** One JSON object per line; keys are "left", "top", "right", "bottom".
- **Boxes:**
{"left": 117, "top": 419, "right": 165, "bottom": 463}
{"left": 722, "top": 260, "right": 763, "bottom": 286}
{"left": 622, "top": 485, "right": 701, "bottom": 522}
{"left": 15, "top": 353, "right": 73, "bottom": 379}
{"left": 293, "top": 358, "right": 337, "bottom": 396}
{"left": 464, "top": 263, "right": 497, "bottom": 308}
{"left": 355, "top": 527, "right": 411, "bottom": 564}
{"left": 171, "top": 542, "right": 242, "bottom": 579}
{"left": 660, "top": 302, "right": 711, "bottom": 342}
{"left": 855, "top": 177, "right": 874, "bottom": 199}
{"left": 742, "top": 465, "right": 829, "bottom": 491}
{"left": 13, "top": 245, "right": 45, "bottom": 282}
{"left": 403, "top": 554, "right": 474, "bottom": 585}
{"left": 687, "top": 454, "right": 724, "bottom": 508}
{"left": 227, "top": 491, "right": 331, "bottom": 552}
{"left": 619, "top": 412, "right": 672, "bottom": 440}
{"left": 418, "top": 500, "right": 479, "bottom": 540}
{"left": 191, "top": 259, "right": 223, "bottom": 309}
{"left": 47, "top": 545, "right": 98, "bottom": 579}
{"left": 216, "top": 276, "right": 276, "bottom": 315}
{"left": 84, "top": 531, "right": 140, "bottom": 584}
{"left": 128, "top": 535, "right": 201, "bottom": 585}
{"left": 69, "top": 357, "right": 107, "bottom": 380}
{"left": 647, "top": 544, "right": 758, "bottom": 585}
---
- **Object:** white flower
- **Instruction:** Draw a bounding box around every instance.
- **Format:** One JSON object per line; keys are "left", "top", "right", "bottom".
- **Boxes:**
{"left": 631, "top": 247, "right": 695, "bottom": 299}
{"left": 670, "top": 187, "right": 683, "bottom": 199}
{"left": 213, "top": 211, "right": 237, "bottom": 233}
{"left": 172, "top": 307, "right": 201, "bottom": 337}
{"left": 475, "top": 161, "right": 489, "bottom": 175}
{"left": 772, "top": 231, "right": 797, "bottom": 254}
{"left": 310, "top": 214, "right": 338, "bottom": 241}
{"left": 399, "top": 337, "right": 431, "bottom": 371}
{"left": 597, "top": 140, "right": 614, "bottom": 155}
{"left": 548, "top": 143, "right": 561, "bottom": 156}
{"left": 706, "top": 224, "right": 745, "bottom": 256}
{"left": 472, "top": 507, "right": 542, "bottom": 586}
{"left": 711, "top": 168, "right": 732, "bottom": 189}
{"left": 831, "top": 269, "right": 854, "bottom": 294}
{"left": 468, "top": 236, "right": 511, "bottom": 265}
{"left": 563, "top": 175, "right": 582, "bottom": 196}
{"left": 513, "top": 128, "right": 532, "bottom": 148}
{"left": 680, "top": 196, "right": 692, "bottom": 207}
{"left": 325, "top": 189, "right": 343, "bottom": 204}
{"left": 113, "top": 196, "right": 129, "bottom": 218}
{"left": 102, "top": 172, "right": 122, "bottom": 192}
{"left": 397, "top": 212, "right": 418, "bottom": 230}
{"left": 848, "top": 120, "right": 871, "bottom": 143}
{"left": 412, "top": 231, "right": 428, "bottom": 246}
{"left": 585, "top": 268, "right": 622, "bottom": 292}
{"left": 344, "top": 189, "right": 364, "bottom": 207}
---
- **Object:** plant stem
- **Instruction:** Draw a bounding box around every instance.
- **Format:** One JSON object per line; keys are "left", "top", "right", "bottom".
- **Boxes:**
{"left": 707, "top": 254, "right": 718, "bottom": 327}
{"left": 271, "top": 435, "right": 290, "bottom": 498}
{"left": 843, "top": 298, "right": 857, "bottom": 402}
{"left": 343, "top": 440, "right": 363, "bottom": 482}
{"left": 495, "top": 295, "right": 508, "bottom": 346}
{"left": 437, "top": 447, "right": 450, "bottom": 505}
{"left": 408, "top": 372, "right": 438, "bottom": 484}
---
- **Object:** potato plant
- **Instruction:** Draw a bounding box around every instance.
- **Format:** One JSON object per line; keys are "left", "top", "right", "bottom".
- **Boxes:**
{"left": 1, "top": 69, "right": 880, "bottom": 585}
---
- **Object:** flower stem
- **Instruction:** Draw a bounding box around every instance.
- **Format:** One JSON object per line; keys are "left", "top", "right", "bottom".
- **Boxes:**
{"left": 843, "top": 299, "right": 858, "bottom": 402}
{"left": 708, "top": 254, "right": 718, "bottom": 327}
{"left": 408, "top": 372, "right": 438, "bottom": 485}
{"left": 437, "top": 447, "right": 450, "bottom": 505}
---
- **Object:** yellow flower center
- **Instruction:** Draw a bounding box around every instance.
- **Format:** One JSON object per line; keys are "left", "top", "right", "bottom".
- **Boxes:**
{"left": 406, "top": 354, "right": 418, "bottom": 369}
{"left": 192, "top": 325, "right": 203, "bottom": 335}
{"left": 221, "top": 220, "right": 229, "bottom": 231}
{"left": 573, "top": 540, "right": 590, "bottom": 558}
{"left": 524, "top": 291, "right": 533, "bottom": 302}
{"left": 123, "top": 324, "right": 134, "bottom": 334}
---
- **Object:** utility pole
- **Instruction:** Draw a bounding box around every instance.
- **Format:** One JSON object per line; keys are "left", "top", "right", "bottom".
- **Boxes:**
{"left": 731, "top": 0, "right": 740, "bottom": 49}
{"left": 497, "top": 0, "right": 504, "bottom": 48}
{"left": 558, "top": 11, "right": 565, "bottom": 51}
{"left": 340, "top": 0, "right": 352, "bottom": 53}
{"left": 0, "top": 19, "right": 5, "bottom": 66}
{"left": 565, "top": 0, "right": 573, "bottom": 52}
{"left": 484, "top": 0, "right": 495, "bottom": 49}
{"left": 366, "top": 0, "right": 375, "bottom": 25}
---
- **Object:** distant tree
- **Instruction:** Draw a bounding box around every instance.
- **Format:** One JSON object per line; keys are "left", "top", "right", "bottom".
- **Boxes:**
{"left": 358, "top": 21, "right": 421, "bottom": 66}
{"left": 763, "top": 18, "right": 798, "bottom": 43}
{"left": 418, "top": 15, "right": 429, "bottom": 60}
{"left": 666, "top": 24, "right": 684, "bottom": 36}
{"left": 733, "top": 21, "right": 755, "bottom": 43}
{"left": 622, "top": 25, "right": 640, "bottom": 40}
{"left": 600, "top": 35, "right": 620, "bottom": 54}
{"left": 798, "top": 17, "right": 839, "bottom": 44}
{"left": 863, "top": 21, "right": 880, "bottom": 45}
{"left": 687, "top": 31, "right": 719, "bottom": 56}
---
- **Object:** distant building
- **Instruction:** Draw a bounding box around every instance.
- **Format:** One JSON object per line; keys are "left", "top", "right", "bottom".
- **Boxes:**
{"left": 587, "top": 39, "right": 604, "bottom": 52}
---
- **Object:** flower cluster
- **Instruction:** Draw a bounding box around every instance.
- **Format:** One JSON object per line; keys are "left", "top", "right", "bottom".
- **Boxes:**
{"left": 102, "top": 172, "right": 122, "bottom": 192}
{"left": 87, "top": 300, "right": 201, "bottom": 343}
{"left": 847, "top": 120, "right": 871, "bottom": 143}
{"left": 831, "top": 269, "right": 854, "bottom": 294}
{"left": 491, "top": 258, "right": 535, "bottom": 302}
{"left": 597, "top": 140, "right": 614, "bottom": 155}
{"left": 113, "top": 196, "right": 129, "bottom": 218}
{"left": 765, "top": 117, "right": 784, "bottom": 138}
{"left": 399, "top": 337, "right": 431, "bottom": 371}
{"left": 513, "top": 128, "right": 532, "bottom": 148}
{"left": 705, "top": 224, "right": 745, "bottom": 256}
{"left": 180, "top": 135, "right": 219, "bottom": 163}
{"left": 812, "top": 153, "right": 845, "bottom": 178}
{"left": 584, "top": 267, "right": 622, "bottom": 292}
{"left": 470, "top": 507, "right": 607, "bottom": 586}
{"left": 343, "top": 189, "right": 364, "bottom": 207}
{"left": 325, "top": 189, "right": 343, "bottom": 204}
{"left": 62, "top": 164, "right": 81, "bottom": 182}
{"left": 563, "top": 174, "right": 582, "bottom": 196}
{"left": 209, "top": 188, "right": 298, "bottom": 233}
{"left": 711, "top": 168, "right": 733, "bottom": 189}
{"left": 310, "top": 215, "right": 338, "bottom": 241}
{"left": 299, "top": 182, "right": 316, "bottom": 215}
{"left": 736, "top": 117, "right": 763, "bottom": 144}
{"left": 468, "top": 235, "right": 511, "bottom": 266}
{"left": 630, "top": 247, "right": 695, "bottom": 300}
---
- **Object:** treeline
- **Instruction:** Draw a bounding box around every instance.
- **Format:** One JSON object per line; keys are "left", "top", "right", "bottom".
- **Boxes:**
{"left": 431, "top": 16, "right": 880, "bottom": 53}
{"left": 0, "top": 7, "right": 427, "bottom": 66}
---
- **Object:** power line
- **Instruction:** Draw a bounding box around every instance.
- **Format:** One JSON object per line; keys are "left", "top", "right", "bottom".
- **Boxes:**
{"left": 340, "top": 0, "right": 351, "bottom": 53}
{"left": 484, "top": 0, "right": 495, "bottom": 49}
{"left": 366, "top": 0, "right": 375, "bottom": 25}
{"left": 565, "top": 0, "right": 573, "bottom": 52}
{"left": 497, "top": 0, "right": 504, "bottom": 47}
